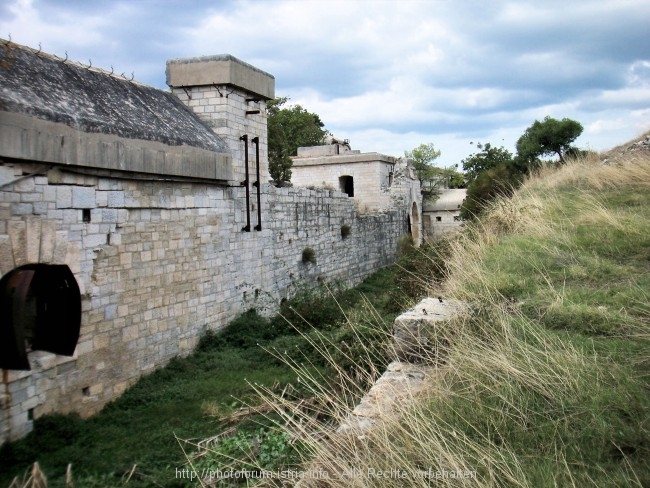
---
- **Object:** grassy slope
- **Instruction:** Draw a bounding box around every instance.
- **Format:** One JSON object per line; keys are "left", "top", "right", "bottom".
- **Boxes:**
{"left": 294, "top": 150, "right": 650, "bottom": 486}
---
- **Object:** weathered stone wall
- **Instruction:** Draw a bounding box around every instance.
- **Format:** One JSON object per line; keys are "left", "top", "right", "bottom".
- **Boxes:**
{"left": 0, "top": 160, "right": 409, "bottom": 443}
{"left": 290, "top": 154, "right": 423, "bottom": 246}
{"left": 291, "top": 153, "right": 397, "bottom": 213}
{"left": 423, "top": 211, "right": 464, "bottom": 241}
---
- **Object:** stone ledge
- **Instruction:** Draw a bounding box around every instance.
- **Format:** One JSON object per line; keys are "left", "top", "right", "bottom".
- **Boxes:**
{"left": 336, "top": 297, "right": 467, "bottom": 435}
{"left": 337, "top": 361, "right": 439, "bottom": 434}
{"left": 0, "top": 112, "right": 232, "bottom": 182}
{"left": 393, "top": 297, "right": 468, "bottom": 360}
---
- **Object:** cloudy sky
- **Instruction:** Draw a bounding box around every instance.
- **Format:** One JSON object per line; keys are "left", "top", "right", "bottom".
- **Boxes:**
{"left": 2, "top": 0, "right": 649, "bottom": 166}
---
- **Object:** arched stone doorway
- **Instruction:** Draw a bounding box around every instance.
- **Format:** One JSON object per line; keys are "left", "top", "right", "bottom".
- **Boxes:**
{"left": 0, "top": 263, "right": 81, "bottom": 370}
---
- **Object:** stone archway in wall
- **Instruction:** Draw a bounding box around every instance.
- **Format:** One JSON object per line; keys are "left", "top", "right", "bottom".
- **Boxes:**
{"left": 0, "top": 219, "right": 83, "bottom": 370}
{"left": 411, "top": 201, "right": 421, "bottom": 247}
{"left": 0, "top": 263, "right": 81, "bottom": 370}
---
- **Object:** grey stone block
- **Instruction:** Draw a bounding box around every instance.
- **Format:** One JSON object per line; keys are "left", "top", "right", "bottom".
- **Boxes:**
{"left": 393, "top": 297, "right": 467, "bottom": 361}
{"left": 72, "top": 186, "right": 96, "bottom": 208}
{"left": 11, "top": 203, "right": 33, "bottom": 215}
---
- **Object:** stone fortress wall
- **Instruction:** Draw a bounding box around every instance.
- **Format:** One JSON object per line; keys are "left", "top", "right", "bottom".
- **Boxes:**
{"left": 0, "top": 164, "right": 409, "bottom": 443}
{"left": 0, "top": 43, "right": 419, "bottom": 443}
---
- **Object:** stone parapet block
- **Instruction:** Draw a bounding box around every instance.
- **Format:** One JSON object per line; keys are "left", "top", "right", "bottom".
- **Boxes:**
{"left": 166, "top": 54, "right": 275, "bottom": 100}
{"left": 337, "top": 361, "right": 439, "bottom": 434}
{"left": 393, "top": 297, "right": 467, "bottom": 361}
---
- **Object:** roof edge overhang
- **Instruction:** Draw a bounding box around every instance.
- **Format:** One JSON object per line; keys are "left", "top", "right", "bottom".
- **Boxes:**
{"left": 166, "top": 54, "right": 275, "bottom": 100}
{"left": 0, "top": 112, "right": 232, "bottom": 181}
{"left": 291, "top": 152, "right": 396, "bottom": 167}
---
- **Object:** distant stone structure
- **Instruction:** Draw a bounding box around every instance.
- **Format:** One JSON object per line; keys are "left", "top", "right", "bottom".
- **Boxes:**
{"left": 291, "top": 142, "right": 423, "bottom": 244}
{"left": 422, "top": 189, "right": 466, "bottom": 241}
{"left": 0, "top": 40, "right": 420, "bottom": 443}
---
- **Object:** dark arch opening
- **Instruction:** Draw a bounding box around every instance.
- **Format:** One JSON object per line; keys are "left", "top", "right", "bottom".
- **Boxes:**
{"left": 339, "top": 175, "right": 354, "bottom": 197}
{"left": 0, "top": 264, "right": 81, "bottom": 370}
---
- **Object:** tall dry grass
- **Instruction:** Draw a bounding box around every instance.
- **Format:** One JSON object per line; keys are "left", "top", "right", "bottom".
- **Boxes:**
{"left": 244, "top": 147, "right": 650, "bottom": 487}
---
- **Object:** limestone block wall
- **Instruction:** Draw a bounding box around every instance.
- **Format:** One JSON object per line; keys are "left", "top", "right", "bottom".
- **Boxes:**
{"left": 170, "top": 86, "right": 269, "bottom": 186}
{"left": 291, "top": 158, "right": 396, "bottom": 212}
{"left": 423, "top": 211, "right": 464, "bottom": 241}
{"left": 0, "top": 160, "right": 409, "bottom": 443}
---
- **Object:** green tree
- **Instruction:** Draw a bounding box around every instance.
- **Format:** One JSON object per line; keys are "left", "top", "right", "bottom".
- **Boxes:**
{"left": 460, "top": 163, "right": 524, "bottom": 219}
{"left": 516, "top": 116, "right": 583, "bottom": 165}
{"left": 267, "top": 97, "right": 328, "bottom": 186}
{"left": 462, "top": 142, "right": 514, "bottom": 182}
{"left": 460, "top": 142, "right": 522, "bottom": 219}
{"left": 421, "top": 166, "right": 466, "bottom": 194}
{"left": 437, "top": 164, "right": 466, "bottom": 189}
{"left": 404, "top": 143, "right": 442, "bottom": 185}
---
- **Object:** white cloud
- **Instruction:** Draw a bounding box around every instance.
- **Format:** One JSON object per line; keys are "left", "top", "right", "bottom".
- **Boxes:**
{"left": 3, "top": 0, "right": 112, "bottom": 53}
{"left": 1, "top": 0, "right": 648, "bottom": 161}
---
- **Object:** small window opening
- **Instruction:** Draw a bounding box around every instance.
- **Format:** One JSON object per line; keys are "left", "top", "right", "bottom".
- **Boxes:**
{"left": 388, "top": 171, "right": 394, "bottom": 187}
{"left": 27, "top": 408, "right": 34, "bottom": 421}
{"left": 82, "top": 209, "right": 91, "bottom": 223}
{"left": 82, "top": 386, "right": 90, "bottom": 397}
{"left": 436, "top": 216, "right": 442, "bottom": 222}
{"left": 339, "top": 175, "right": 354, "bottom": 197}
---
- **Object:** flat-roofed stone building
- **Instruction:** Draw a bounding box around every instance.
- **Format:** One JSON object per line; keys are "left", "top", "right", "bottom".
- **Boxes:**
{"left": 422, "top": 188, "right": 467, "bottom": 241}
{"left": 291, "top": 141, "right": 423, "bottom": 244}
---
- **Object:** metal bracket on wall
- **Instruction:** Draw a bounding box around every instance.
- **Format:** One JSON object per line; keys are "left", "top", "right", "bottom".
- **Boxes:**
{"left": 240, "top": 134, "right": 251, "bottom": 232}
{"left": 252, "top": 136, "right": 262, "bottom": 231}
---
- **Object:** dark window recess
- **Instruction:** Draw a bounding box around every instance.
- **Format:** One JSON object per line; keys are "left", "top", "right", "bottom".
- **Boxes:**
{"left": 82, "top": 209, "right": 91, "bottom": 223}
{"left": 0, "top": 264, "right": 81, "bottom": 370}
{"left": 339, "top": 175, "right": 354, "bottom": 197}
{"left": 436, "top": 216, "right": 442, "bottom": 222}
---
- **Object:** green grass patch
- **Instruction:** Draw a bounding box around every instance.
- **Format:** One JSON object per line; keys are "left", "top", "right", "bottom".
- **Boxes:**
{"left": 424, "top": 162, "right": 650, "bottom": 485}
{"left": 0, "top": 252, "right": 429, "bottom": 487}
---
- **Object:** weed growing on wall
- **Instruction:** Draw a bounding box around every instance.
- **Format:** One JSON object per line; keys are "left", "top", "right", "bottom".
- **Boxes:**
{"left": 301, "top": 247, "right": 316, "bottom": 264}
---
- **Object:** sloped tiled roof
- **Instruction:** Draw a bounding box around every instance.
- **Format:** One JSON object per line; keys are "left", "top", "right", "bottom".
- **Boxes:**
{"left": 0, "top": 40, "right": 228, "bottom": 153}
